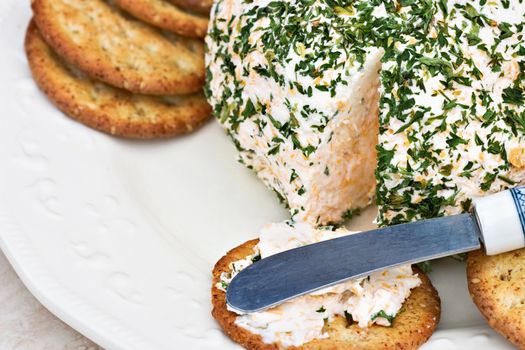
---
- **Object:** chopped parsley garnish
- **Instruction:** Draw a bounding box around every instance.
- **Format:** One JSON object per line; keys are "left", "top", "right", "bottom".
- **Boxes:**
{"left": 342, "top": 208, "right": 361, "bottom": 220}
{"left": 221, "top": 281, "right": 229, "bottom": 290}
{"left": 344, "top": 311, "right": 354, "bottom": 326}
{"left": 503, "top": 87, "right": 524, "bottom": 106}
{"left": 371, "top": 310, "right": 396, "bottom": 325}
{"left": 417, "top": 261, "right": 432, "bottom": 274}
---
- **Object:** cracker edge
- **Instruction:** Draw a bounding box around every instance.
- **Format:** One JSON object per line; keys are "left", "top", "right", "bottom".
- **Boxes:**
{"left": 113, "top": 0, "right": 208, "bottom": 38}
{"left": 467, "top": 249, "right": 525, "bottom": 349}
{"left": 167, "top": 0, "right": 213, "bottom": 17}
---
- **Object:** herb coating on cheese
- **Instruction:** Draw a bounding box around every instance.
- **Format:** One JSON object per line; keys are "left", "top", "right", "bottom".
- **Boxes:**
{"left": 206, "top": 0, "right": 525, "bottom": 226}
{"left": 377, "top": 0, "right": 525, "bottom": 225}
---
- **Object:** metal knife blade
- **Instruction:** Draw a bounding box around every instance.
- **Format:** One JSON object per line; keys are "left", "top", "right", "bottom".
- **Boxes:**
{"left": 227, "top": 213, "right": 481, "bottom": 313}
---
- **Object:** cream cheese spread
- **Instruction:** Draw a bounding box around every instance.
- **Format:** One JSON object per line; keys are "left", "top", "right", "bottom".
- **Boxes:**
{"left": 217, "top": 222, "right": 421, "bottom": 347}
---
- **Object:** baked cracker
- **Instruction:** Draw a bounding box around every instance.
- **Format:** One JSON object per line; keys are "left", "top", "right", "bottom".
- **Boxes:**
{"left": 212, "top": 239, "right": 441, "bottom": 350}
{"left": 32, "top": 0, "right": 205, "bottom": 95}
{"left": 113, "top": 0, "right": 208, "bottom": 38}
{"left": 167, "top": 0, "right": 212, "bottom": 17}
{"left": 26, "top": 21, "right": 210, "bottom": 139}
{"left": 468, "top": 249, "right": 525, "bottom": 349}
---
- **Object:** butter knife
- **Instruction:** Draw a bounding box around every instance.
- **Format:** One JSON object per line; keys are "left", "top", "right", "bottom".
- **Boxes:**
{"left": 227, "top": 187, "right": 525, "bottom": 313}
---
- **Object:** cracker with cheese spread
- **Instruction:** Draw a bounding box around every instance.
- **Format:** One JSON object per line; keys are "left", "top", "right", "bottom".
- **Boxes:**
{"left": 212, "top": 223, "right": 441, "bottom": 350}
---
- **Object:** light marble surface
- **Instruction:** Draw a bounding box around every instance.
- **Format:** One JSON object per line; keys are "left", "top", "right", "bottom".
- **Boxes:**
{"left": 0, "top": 250, "right": 101, "bottom": 350}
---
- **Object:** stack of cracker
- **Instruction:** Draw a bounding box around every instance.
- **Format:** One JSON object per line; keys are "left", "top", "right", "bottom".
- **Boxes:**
{"left": 26, "top": 0, "right": 212, "bottom": 139}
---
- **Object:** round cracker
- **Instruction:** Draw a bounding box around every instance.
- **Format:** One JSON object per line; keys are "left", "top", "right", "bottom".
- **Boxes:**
{"left": 113, "top": 0, "right": 208, "bottom": 38}
{"left": 26, "top": 21, "right": 210, "bottom": 139}
{"left": 212, "top": 239, "right": 441, "bottom": 350}
{"left": 32, "top": 0, "right": 205, "bottom": 95}
{"left": 167, "top": 0, "right": 212, "bottom": 17}
{"left": 467, "top": 249, "right": 525, "bottom": 349}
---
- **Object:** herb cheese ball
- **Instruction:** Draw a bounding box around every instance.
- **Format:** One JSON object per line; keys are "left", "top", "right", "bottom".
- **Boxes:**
{"left": 205, "top": 0, "right": 525, "bottom": 226}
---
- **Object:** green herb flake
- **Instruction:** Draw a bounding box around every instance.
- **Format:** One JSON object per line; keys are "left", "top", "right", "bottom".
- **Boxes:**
{"left": 371, "top": 310, "right": 396, "bottom": 325}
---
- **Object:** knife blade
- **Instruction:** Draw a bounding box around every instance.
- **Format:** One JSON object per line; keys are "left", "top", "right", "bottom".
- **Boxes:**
{"left": 227, "top": 187, "right": 525, "bottom": 313}
{"left": 227, "top": 213, "right": 480, "bottom": 313}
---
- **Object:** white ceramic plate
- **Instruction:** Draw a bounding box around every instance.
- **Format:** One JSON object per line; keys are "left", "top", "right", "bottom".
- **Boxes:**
{"left": 0, "top": 2, "right": 516, "bottom": 349}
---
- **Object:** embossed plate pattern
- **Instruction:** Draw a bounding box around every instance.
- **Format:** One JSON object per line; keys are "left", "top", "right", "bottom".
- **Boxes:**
{"left": 0, "top": 2, "right": 516, "bottom": 349}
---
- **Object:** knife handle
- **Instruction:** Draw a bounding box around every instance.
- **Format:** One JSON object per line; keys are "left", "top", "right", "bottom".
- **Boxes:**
{"left": 474, "top": 186, "right": 525, "bottom": 255}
